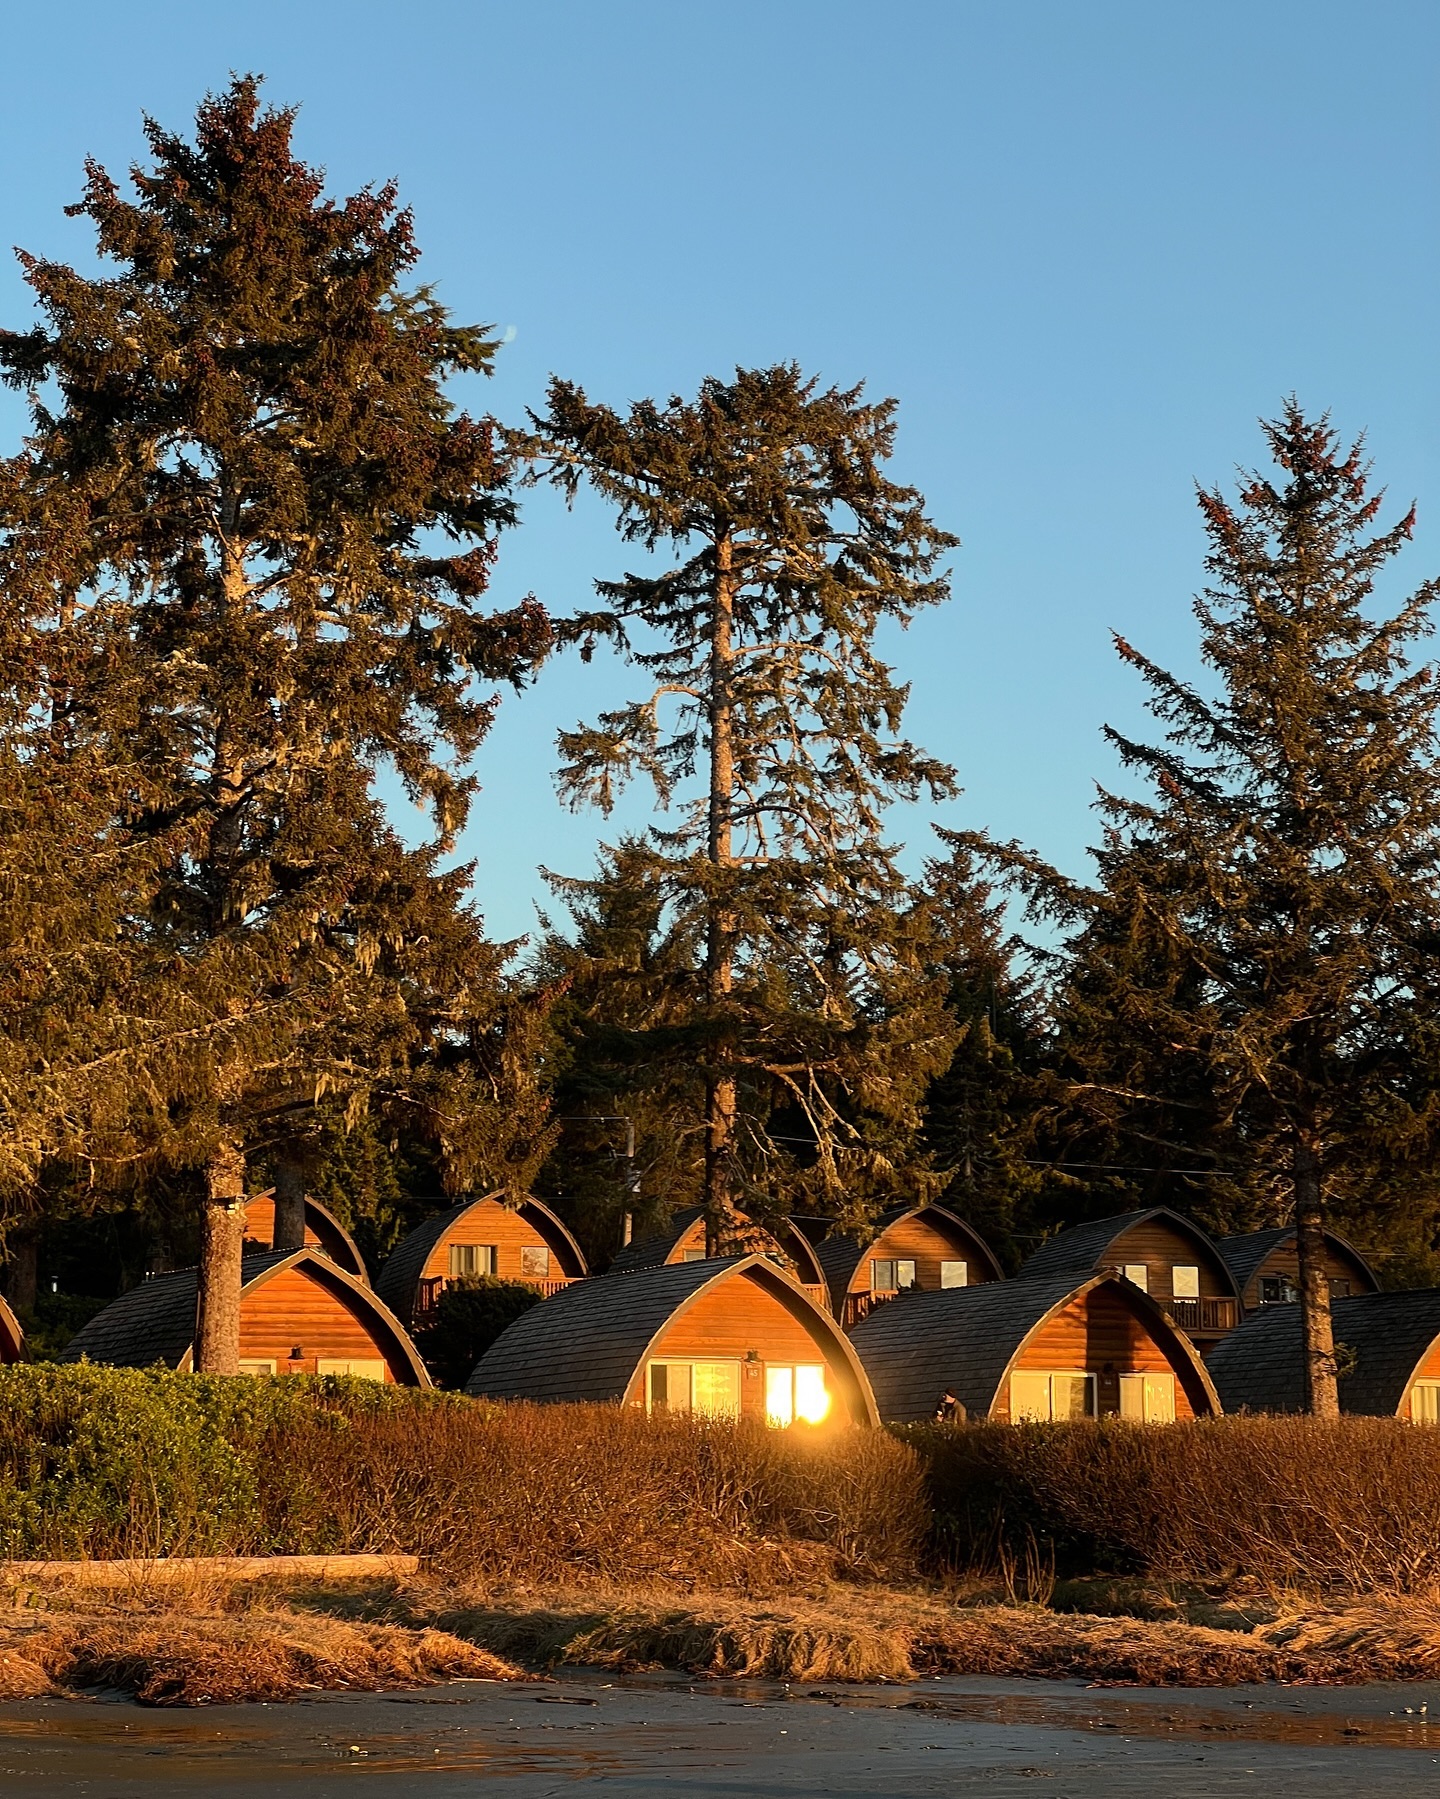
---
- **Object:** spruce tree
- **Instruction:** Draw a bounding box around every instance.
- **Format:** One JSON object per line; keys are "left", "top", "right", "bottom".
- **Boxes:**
{"left": 0, "top": 78, "right": 549, "bottom": 1367}
{"left": 971, "top": 406, "right": 1440, "bottom": 1414}
{"left": 527, "top": 366, "right": 958, "bottom": 1244}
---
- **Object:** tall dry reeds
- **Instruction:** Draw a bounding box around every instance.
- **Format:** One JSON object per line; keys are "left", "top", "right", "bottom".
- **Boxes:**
{"left": 903, "top": 1416, "right": 1440, "bottom": 1595}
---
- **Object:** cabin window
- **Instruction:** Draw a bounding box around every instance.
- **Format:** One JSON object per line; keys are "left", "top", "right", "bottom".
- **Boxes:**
{"left": 1259, "top": 1275, "right": 1297, "bottom": 1305}
{"left": 520, "top": 1245, "right": 550, "bottom": 1280}
{"left": 765, "top": 1364, "right": 831, "bottom": 1427}
{"left": 1329, "top": 1278, "right": 1351, "bottom": 1298}
{"left": 871, "top": 1258, "right": 916, "bottom": 1293}
{"left": 1171, "top": 1265, "right": 1200, "bottom": 1299}
{"left": 449, "top": 1243, "right": 496, "bottom": 1279}
{"left": 1409, "top": 1382, "right": 1440, "bottom": 1424}
{"left": 681, "top": 1248, "right": 708, "bottom": 1263}
{"left": 1009, "top": 1370, "right": 1095, "bottom": 1422}
{"left": 239, "top": 1359, "right": 276, "bottom": 1376}
{"left": 316, "top": 1359, "right": 387, "bottom": 1381}
{"left": 1122, "top": 1263, "right": 1149, "bottom": 1292}
{"left": 941, "top": 1260, "right": 968, "bottom": 1289}
{"left": 1118, "top": 1371, "right": 1177, "bottom": 1422}
{"left": 646, "top": 1360, "right": 741, "bottom": 1419}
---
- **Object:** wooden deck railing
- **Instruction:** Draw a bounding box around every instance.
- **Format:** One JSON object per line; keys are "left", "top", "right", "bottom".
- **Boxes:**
{"left": 1168, "top": 1296, "right": 1236, "bottom": 1334}
{"left": 414, "top": 1274, "right": 572, "bottom": 1319}
{"left": 842, "top": 1288, "right": 904, "bottom": 1329}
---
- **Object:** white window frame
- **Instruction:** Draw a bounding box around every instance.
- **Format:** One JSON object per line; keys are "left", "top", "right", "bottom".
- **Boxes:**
{"left": 1118, "top": 1370, "right": 1177, "bottom": 1422}
{"left": 238, "top": 1359, "right": 277, "bottom": 1377}
{"left": 1409, "top": 1381, "right": 1440, "bottom": 1425}
{"left": 519, "top": 1244, "right": 551, "bottom": 1280}
{"left": 449, "top": 1242, "right": 496, "bottom": 1279}
{"left": 645, "top": 1359, "right": 743, "bottom": 1420}
{"left": 1171, "top": 1264, "right": 1200, "bottom": 1300}
{"left": 1121, "top": 1263, "right": 1149, "bottom": 1292}
{"left": 940, "top": 1260, "right": 968, "bottom": 1289}
{"left": 1009, "top": 1369, "right": 1096, "bottom": 1422}
{"left": 316, "top": 1358, "right": 387, "bottom": 1381}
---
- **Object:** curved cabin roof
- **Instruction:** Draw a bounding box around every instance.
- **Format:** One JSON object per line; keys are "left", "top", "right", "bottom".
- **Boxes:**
{"left": 813, "top": 1204, "right": 1005, "bottom": 1304}
{"left": 376, "top": 1193, "right": 588, "bottom": 1319}
{"left": 1217, "top": 1226, "right": 1378, "bottom": 1303}
{"left": 61, "top": 1248, "right": 430, "bottom": 1386}
{"left": 1208, "top": 1290, "right": 1440, "bottom": 1416}
{"left": 849, "top": 1272, "right": 1222, "bottom": 1423}
{"left": 610, "top": 1205, "right": 828, "bottom": 1290}
{"left": 243, "top": 1190, "right": 369, "bottom": 1284}
{"left": 0, "top": 1295, "right": 25, "bottom": 1363}
{"left": 1019, "top": 1207, "right": 1241, "bottom": 1298}
{"left": 466, "top": 1254, "right": 879, "bottom": 1425}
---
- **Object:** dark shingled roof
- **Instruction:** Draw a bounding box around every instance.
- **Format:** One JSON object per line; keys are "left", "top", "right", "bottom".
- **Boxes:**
{"left": 849, "top": 1272, "right": 1221, "bottom": 1423}
{"left": 1208, "top": 1289, "right": 1440, "bottom": 1416}
{"left": 609, "top": 1206, "right": 827, "bottom": 1287}
{"left": 62, "top": 1249, "right": 431, "bottom": 1384}
{"left": 466, "top": 1254, "right": 878, "bottom": 1422}
{"left": 812, "top": 1205, "right": 1004, "bottom": 1310}
{"left": 1019, "top": 1208, "right": 1240, "bottom": 1304}
{"left": 303, "top": 1197, "right": 369, "bottom": 1283}
{"left": 375, "top": 1193, "right": 587, "bottom": 1321}
{"left": 1217, "top": 1227, "right": 1378, "bottom": 1300}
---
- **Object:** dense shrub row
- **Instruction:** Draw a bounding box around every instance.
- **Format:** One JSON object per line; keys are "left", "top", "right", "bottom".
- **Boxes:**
{"left": 901, "top": 1417, "right": 1440, "bottom": 1594}
{"left": 0, "top": 1365, "right": 926, "bottom": 1584}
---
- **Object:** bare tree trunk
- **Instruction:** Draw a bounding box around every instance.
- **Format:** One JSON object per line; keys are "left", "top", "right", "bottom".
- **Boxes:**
{"left": 195, "top": 1137, "right": 247, "bottom": 1374}
{"left": 2, "top": 1226, "right": 38, "bottom": 1315}
{"left": 272, "top": 1158, "right": 306, "bottom": 1250}
{"left": 704, "top": 532, "right": 739, "bottom": 1256}
{"left": 1294, "top": 1128, "right": 1339, "bottom": 1418}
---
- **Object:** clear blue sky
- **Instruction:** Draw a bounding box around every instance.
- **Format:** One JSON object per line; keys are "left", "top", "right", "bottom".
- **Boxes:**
{"left": 3, "top": 2, "right": 1436, "bottom": 944}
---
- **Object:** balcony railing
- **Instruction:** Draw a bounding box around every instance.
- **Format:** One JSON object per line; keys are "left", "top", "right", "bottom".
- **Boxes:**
{"left": 414, "top": 1274, "right": 573, "bottom": 1319}
{"left": 1168, "top": 1296, "right": 1236, "bottom": 1334}
{"left": 842, "top": 1288, "right": 906, "bottom": 1329}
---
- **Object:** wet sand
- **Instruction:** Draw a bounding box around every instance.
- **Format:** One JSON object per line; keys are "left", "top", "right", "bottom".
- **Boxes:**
{"left": 2, "top": 1670, "right": 1439, "bottom": 1796}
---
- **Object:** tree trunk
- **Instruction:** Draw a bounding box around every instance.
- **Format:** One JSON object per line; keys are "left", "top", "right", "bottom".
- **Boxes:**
{"left": 194, "top": 1137, "right": 247, "bottom": 1374}
{"left": 272, "top": 1158, "right": 307, "bottom": 1250}
{"left": 704, "top": 532, "right": 739, "bottom": 1255}
{"left": 2, "top": 1226, "right": 38, "bottom": 1315}
{"left": 1293, "top": 1129, "right": 1339, "bottom": 1417}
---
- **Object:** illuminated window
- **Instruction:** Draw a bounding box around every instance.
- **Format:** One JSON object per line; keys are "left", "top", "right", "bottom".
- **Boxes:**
{"left": 1009, "top": 1371, "right": 1095, "bottom": 1421}
{"left": 238, "top": 1359, "right": 276, "bottom": 1377}
{"left": 1122, "top": 1263, "right": 1149, "bottom": 1292}
{"left": 520, "top": 1245, "right": 550, "bottom": 1279}
{"left": 1118, "top": 1371, "right": 1177, "bottom": 1422}
{"left": 765, "top": 1364, "right": 831, "bottom": 1427}
{"left": 449, "top": 1243, "right": 495, "bottom": 1278}
{"left": 940, "top": 1260, "right": 968, "bottom": 1289}
{"left": 680, "top": 1248, "right": 707, "bottom": 1263}
{"left": 1410, "top": 1382, "right": 1440, "bottom": 1425}
{"left": 1171, "top": 1265, "right": 1200, "bottom": 1299}
{"left": 316, "top": 1359, "right": 387, "bottom": 1381}
{"left": 647, "top": 1361, "right": 741, "bottom": 1419}
{"left": 871, "top": 1258, "right": 916, "bottom": 1293}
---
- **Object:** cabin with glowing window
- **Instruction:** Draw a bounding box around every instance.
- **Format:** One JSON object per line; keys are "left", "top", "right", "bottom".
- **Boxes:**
{"left": 376, "top": 1193, "right": 588, "bottom": 1327}
{"left": 62, "top": 1248, "right": 430, "bottom": 1384}
{"left": 0, "top": 1296, "right": 25, "bottom": 1363}
{"left": 609, "top": 1206, "right": 829, "bottom": 1308}
{"left": 465, "top": 1255, "right": 879, "bottom": 1426}
{"left": 1217, "top": 1226, "right": 1378, "bottom": 1313}
{"left": 813, "top": 1204, "right": 1005, "bottom": 1328}
{"left": 1018, "top": 1208, "right": 1242, "bottom": 1350}
{"left": 848, "top": 1272, "right": 1221, "bottom": 1423}
{"left": 1207, "top": 1290, "right": 1440, "bottom": 1420}
{"left": 242, "top": 1190, "right": 369, "bottom": 1283}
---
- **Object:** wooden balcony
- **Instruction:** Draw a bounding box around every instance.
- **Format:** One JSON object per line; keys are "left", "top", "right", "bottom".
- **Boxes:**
{"left": 414, "top": 1275, "right": 572, "bottom": 1320}
{"left": 1168, "top": 1296, "right": 1236, "bottom": 1335}
{"left": 843, "top": 1288, "right": 904, "bottom": 1329}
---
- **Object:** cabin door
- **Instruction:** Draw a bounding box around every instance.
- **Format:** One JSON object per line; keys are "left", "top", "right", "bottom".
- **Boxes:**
{"left": 1118, "top": 1372, "right": 1176, "bottom": 1422}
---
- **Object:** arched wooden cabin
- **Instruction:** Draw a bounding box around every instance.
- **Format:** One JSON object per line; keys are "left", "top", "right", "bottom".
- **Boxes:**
{"left": 243, "top": 1190, "right": 369, "bottom": 1283}
{"left": 466, "top": 1255, "right": 879, "bottom": 1427}
{"left": 849, "top": 1272, "right": 1221, "bottom": 1423}
{"left": 1217, "top": 1226, "right": 1378, "bottom": 1312}
{"left": 376, "top": 1193, "right": 588, "bottom": 1327}
{"left": 814, "top": 1204, "right": 1005, "bottom": 1328}
{"left": 0, "top": 1296, "right": 26, "bottom": 1363}
{"left": 1208, "top": 1290, "right": 1440, "bottom": 1420}
{"left": 1019, "top": 1208, "right": 1241, "bottom": 1349}
{"left": 610, "top": 1205, "right": 829, "bottom": 1308}
{"left": 62, "top": 1248, "right": 429, "bottom": 1385}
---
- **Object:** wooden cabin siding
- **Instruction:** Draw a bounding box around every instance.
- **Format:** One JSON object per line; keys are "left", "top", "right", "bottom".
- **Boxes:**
{"left": 1398, "top": 1333, "right": 1440, "bottom": 1420}
{"left": 845, "top": 1214, "right": 994, "bottom": 1297}
{"left": 1107, "top": 1220, "right": 1230, "bottom": 1302}
{"left": 1240, "top": 1240, "right": 1378, "bottom": 1310}
{"left": 419, "top": 1198, "right": 570, "bottom": 1289}
{"left": 621, "top": 1277, "right": 864, "bottom": 1424}
{"left": 994, "top": 1285, "right": 1202, "bottom": 1422}
{"left": 233, "top": 1266, "right": 398, "bottom": 1379}
{"left": 243, "top": 1193, "right": 322, "bottom": 1253}
{"left": 663, "top": 1215, "right": 710, "bottom": 1261}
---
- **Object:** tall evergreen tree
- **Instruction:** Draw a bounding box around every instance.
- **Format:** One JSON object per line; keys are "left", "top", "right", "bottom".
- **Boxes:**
{"left": 0, "top": 78, "right": 550, "bottom": 1367}
{"left": 968, "top": 406, "right": 1440, "bottom": 1414}
{"left": 527, "top": 366, "right": 958, "bottom": 1244}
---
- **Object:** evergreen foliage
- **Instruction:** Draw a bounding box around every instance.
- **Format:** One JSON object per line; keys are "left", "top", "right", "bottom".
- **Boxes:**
{"left": 411, "top": 1275, "right": 542, "bottom": 1389}
{"left": 527, "top": 366, "right": 959, "bottom": 1242}
{"left": 0, "top": 78, "right": 553, "bottom": 1363}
